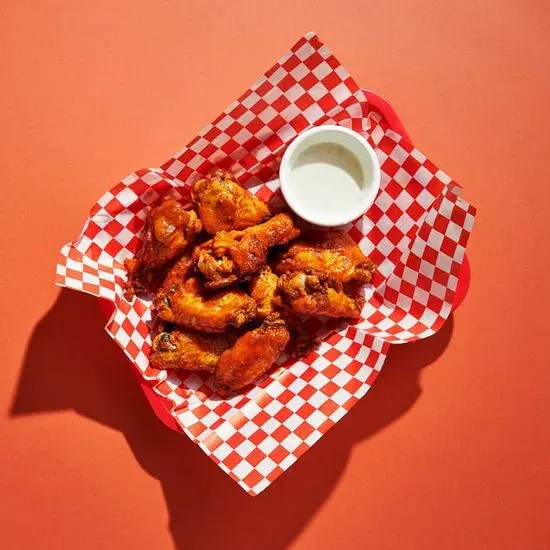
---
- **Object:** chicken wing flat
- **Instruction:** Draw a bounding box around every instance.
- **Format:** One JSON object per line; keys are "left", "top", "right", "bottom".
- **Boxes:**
{"left": 154, "top": 277, "right": 257, "bottom": 332}
{"left": 192, "top": 169, "right": 270, "bottom": 234}
{"left": 124, "top": 200, "right": 202, "bottom": 299}
{"left": 150, "top": 328, "right": 239, "bottom": 372}
{"left": 195, "top": 213, "right": 300, "bottom": 288}
{"left": 277, "top": 271, "right": 363, "bottom": 319}
{"left": 215, "top": 315, "right": 290, "bottom": 396}
{"left": 249, "top": 266, "right": 281, "bottom": 319}
{"left": 274, "top": 230, "right": 377, "bottom": 284}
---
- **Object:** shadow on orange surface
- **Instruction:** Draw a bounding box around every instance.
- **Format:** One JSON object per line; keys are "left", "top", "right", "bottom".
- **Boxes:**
{"left": 11, "top": 288, "right": 453, "bottom": 550}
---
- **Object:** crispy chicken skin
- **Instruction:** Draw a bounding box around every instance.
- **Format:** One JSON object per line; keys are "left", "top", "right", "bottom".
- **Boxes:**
{"left": 277, "top": 271, "right": 363, "bottom": 319}
{"left": 161, "top": 252, "right": 194, "bottom": 290}
{"left": 195, "top": 213, "right": 300, "bottom": 288}
{"left": 124, "top": 200, "right": 202, "bottom": 299}
{"left": 150, "top": 328, "right": 239, "bottom": 371}
{"left": 274, "top": 230, "right": 377, "bottom": 284}
{"left": 192, "top": 169, "right": 270, "bottom": 234}
{"left": 249, "top": 266, "right": 281, "bottom": 318}
{"left": 215, "top": 315, "right": 290, "bottom": 396}
{"left": 154, "top": 277, "right": 257, "bottom": 332}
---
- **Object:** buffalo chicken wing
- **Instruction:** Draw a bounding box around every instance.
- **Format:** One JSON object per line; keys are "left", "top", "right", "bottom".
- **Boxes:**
{"left": 150, "top": 328, "right": 239, "bottom": 371}
{"left": 274, "top": 230, "right": 376, "bottom": 284}
{"left": 124, "top": 200, "right": 202, "bottom": 298}
{"left": 154, "top": 277, "right": 257, "bottom": 332}
{"left": 161, "top": 252, "right": 194, "bottom": 290}
{"left": 215, "top": 315, "right": 290, "bottom": 395}
{"left": 195, "top": 213, "right": 300, "bottom": 288}
{"left": 192, "top": 169, "right": 270, "bottom": 234}
{"left": 277, "top": 271, "right": 363, "bottom": 318}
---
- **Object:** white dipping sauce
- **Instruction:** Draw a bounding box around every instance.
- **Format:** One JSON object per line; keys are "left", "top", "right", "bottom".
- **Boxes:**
{"left": 280, "top": 125, "right": 381, "bottom": 227}
{"left": 290, "top": 142, "right": 364, "bottom": 217}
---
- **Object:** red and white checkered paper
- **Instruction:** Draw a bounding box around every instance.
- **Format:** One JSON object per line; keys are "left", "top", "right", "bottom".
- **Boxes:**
{"left": 56, "top": 33, "right": 476, "bottom": 495}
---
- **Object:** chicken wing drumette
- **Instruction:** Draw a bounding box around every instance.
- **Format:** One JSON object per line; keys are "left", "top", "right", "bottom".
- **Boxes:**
{"left": 274, "top": 230, "right": 376, "bottom": 284}
{"left": 124, "top": 200, "right": 202, "bottom": 298}
{"left": 277, "top": 270, "right": 363, "bottom": 319}
{"left": 150, "top": 328, "right": 239, "bottom": 372}
{"left": 192, "top": 169, "right": 270, "bottom": 234}
{"left": 154, "top": 277, "right": 257, "bottom": 333}
{"left": 195, "top": 213, "right": 300, "bottom": 289}
{"left": 214, "top": 315, "right": 290, "bottom": 396}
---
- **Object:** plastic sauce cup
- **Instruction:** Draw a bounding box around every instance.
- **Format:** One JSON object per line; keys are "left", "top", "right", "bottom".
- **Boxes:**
{"left": 279, "top": 125, "right": 381, "bottom": 226}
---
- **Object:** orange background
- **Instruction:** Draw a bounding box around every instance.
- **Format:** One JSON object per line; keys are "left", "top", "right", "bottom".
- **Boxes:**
{"left": 1, "top": 1, "right": 550, "bottom": 549}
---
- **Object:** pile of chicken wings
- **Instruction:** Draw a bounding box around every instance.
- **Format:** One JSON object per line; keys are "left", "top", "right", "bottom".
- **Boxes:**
{"left": 124, "top": 169, "right": 377, "bottom": 396}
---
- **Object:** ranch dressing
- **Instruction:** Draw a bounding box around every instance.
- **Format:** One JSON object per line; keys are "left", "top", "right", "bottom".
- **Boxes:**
{"left": 290, "top": 142, "right": 364, "bottom": 218}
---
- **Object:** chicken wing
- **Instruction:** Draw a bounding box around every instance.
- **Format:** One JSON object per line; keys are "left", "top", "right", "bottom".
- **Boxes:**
{"left": 215, "top": 315, "right": 290, "bottom": 396}
{"left": 274, "top": 230, "right": 377, "bottom": 284}
{"left": 195, "top": 213, "right": 300, "bottom": 288}
{"left": 249, "top": 266, "right": 281, "bottom": 318}
{"left": 277, "top": 271, "right": 363, "bottom": 318}
{"left": 124, "top": 200, "right": 202, "bottom": 299}
{"left": 150, "top": 328, "right": 239, "bottom": 372}
{"left": 161, "top": 252, "right": 194, "bottom": 290}
{"left": 154, "top": 277, "right": 257, "bottom": 332}
{"left": 192, "top": 169, "right": 270, "bottom": 234}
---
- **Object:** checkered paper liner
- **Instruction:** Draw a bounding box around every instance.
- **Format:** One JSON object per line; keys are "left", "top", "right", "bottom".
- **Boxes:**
{"left": 56, "top": 33, "right": 476, "bottom": 495}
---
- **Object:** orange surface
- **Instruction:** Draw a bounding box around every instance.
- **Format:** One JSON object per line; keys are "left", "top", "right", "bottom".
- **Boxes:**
{"left": 1, "top": 1, "right": 550, "bottom": 549}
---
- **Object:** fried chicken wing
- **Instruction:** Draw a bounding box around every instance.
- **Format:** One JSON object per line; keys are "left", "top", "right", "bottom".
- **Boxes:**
{"left": 154, "top": 277, "right": 257, "bottom": 332}
{"left": 274, "top": 230, "right": 377, "bottom": 284}
{"left": 195, "top": 213, "right": 300, "bottom": 288}
{"left": 278, "top": 271, "right": 363, "bottom": 318}
{"left": 192, "top": 169, "right": 270, "bottom": 234}
{"left": 161, "top": 252, "right": 194, "bottom": 290}
{"left": 150, "top": 328, "right": 239, "bottom": 371}
{"left": 249, "top": 266, "right": 281, "bottom": 318}
{"left": 124, "top": 200, "right": 202, "bottom": 299}
{"left": 215, "top": 315, "right": 290, "bottom": 396}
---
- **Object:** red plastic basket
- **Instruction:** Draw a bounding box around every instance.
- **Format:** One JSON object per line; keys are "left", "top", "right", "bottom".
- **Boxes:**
{"left": 99, "top": 90, "right": 471, "bottom": 433}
